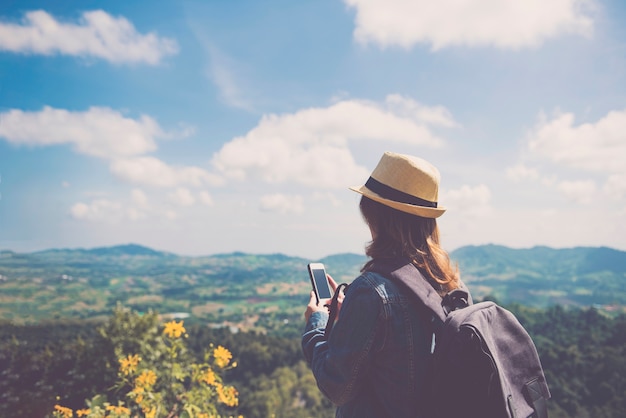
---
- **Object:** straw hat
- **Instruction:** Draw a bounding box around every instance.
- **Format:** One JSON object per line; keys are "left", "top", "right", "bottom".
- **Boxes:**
{"left": 349, "top": 151, "right": 446, "bottom": 218}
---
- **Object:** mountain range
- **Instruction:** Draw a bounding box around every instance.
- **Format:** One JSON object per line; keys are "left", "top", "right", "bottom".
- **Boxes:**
{"left": 0, "top": 244, "right": 624, "bottom": 325}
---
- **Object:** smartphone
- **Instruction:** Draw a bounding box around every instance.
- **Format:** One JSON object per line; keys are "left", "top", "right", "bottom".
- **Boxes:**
{"left": 307, "top": 262, "right": 333, "bottom": 304}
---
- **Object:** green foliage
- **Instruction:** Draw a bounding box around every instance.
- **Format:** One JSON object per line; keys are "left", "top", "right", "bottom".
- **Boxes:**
{"left": 2, "top": 244, "right": 626, "bottom": 417}
{"left": 0, "top": 306, "right": 334, "bottom": 418}
{"left": 0, "top": 319, "right": 116, "bottom": 417}
{"left": 51, "top": 305, "right": 241, "bottom": 418}
{"left": 2, "top": 305, "right": 625, "bottom": 417}
{"left": 509, "top": 306, "right": 626, "bottom": 417}
{"left": 239, "top": 361, "right": 333, "bottom": 418}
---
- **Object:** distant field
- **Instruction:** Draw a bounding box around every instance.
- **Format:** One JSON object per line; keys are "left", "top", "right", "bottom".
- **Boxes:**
{"left": 0, "top": 244, "right": 624, "bottom": 326}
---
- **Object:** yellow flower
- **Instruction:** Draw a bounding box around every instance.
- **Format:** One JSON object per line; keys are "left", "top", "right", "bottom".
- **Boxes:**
{"left": 53, "top": 405, "right": 73, "bottom": 418}
{"left": 213, "top": 345, "right": 232, "bottom": 368}
{"left": 201, "top": 367, "right": 217, "bottom": 386}
{"left": 216, "top": 384, "right": 238, "bottom": 407}
{"left": 143, "top": 407, "right": 156, "bottom": 418}
{"left": 76, "top": 409, "right": 91, "bottom": 417}
{"left": 106, "top": 404, "right": 130, "bottom": 415}
{"left": 136, "top": 370, "right": 157, "bottom": 388}
{"left": 130, "top": 386, "right": 145, "bottom": 403}
{"left": 119, "top": 354, "right": 141, "bottom": 375}
{"left": 163, "top": 320, "right": 186, "bottom": 338}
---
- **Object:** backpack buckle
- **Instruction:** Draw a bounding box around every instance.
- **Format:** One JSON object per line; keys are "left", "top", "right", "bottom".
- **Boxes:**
{"left": 442, "top": 289, "right": 470, "bottom": 315}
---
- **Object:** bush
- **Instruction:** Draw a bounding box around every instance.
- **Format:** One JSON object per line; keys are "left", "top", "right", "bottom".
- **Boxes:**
{"left": 51, "top": 306, "right": 240, "bottom": 418}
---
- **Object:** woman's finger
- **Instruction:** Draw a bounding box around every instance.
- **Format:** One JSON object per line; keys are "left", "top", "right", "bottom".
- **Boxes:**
{"left": 327, "top": 274, "right": 338, "bottom": 291}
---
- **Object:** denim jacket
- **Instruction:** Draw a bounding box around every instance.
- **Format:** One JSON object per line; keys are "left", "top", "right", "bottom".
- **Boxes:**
{"left": 302, "top": 267, "right": 434, "bottom": 418}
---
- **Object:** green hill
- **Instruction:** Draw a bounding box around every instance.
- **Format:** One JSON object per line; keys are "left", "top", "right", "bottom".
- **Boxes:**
{"left": 0, "top": 244, "right": 624, "bottom": 325}
{"left": 451, "top": 244, "right": 626, "bottom": 308}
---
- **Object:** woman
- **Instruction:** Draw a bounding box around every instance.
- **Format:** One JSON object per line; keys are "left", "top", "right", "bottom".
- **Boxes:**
{"left": 302, "top": 151, "right": 460, "bottom": 417}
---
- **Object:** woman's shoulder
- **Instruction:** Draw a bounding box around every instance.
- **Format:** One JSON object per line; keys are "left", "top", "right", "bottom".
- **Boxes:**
{"left": 348, "top": 270, "right": 405, "bottom": 300}
{"left": 351, "top": 270, "right": 391, "bottom": 287}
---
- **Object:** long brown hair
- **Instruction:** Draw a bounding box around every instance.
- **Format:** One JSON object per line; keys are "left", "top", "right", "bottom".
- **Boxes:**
{"left": 360, "top": 196, "right": 459, "bottom": 293}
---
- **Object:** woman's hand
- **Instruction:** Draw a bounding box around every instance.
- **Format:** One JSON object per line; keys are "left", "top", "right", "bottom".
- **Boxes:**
{"left": 304, "top": 274, "right": 345, "bottom": 323}
{"left": 326, "top": 275, "right": 345, "bottom": 321}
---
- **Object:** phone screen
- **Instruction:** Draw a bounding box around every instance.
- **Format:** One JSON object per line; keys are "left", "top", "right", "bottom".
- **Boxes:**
{"left": 308, "top": 263, "right": 332, "bottom": 302}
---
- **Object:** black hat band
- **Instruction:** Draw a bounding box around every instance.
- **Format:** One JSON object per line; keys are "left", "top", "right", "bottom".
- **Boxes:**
{"left": 365, "top": 177, "right": 438, "bottom": 208}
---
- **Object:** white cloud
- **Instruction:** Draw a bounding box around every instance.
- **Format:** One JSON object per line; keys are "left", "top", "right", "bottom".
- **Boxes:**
{"left": 177, "top": 123, "right": 197, "bottom": 139}
{"left": 313, "top": 191, "right": 342, "bottom": 207}
{"left": 344, "top": 0, "right": 594, "bottom": 50}
{"left": 259, "top": 193, "right": 304, "bottom": 214}
{"left": 441, "top": 184, "right": 492, "bottom": 216}
{"left": 506, "top": 163, "right": 540, "bottom": 182}
{"left": 131, "top": 189, "right": 148, "bottom": 207}
{"left": 211, "top": 95, "right": 452, "bottom": 189}
{"left": 557, "top": 180, "right": 596, "bottom": 204}
{"left": 0, "top": 10, "right": 178, "bottom": 64}
{"left": 70, "top": 199, "right": 124, "bottom": 223}
{"left": 510, "top": 109, "right": 626, "bottom": 204}
{"left": 110, "top": 156, "right": 223, "bottom": 188}
{"left": 198, "top": 191, "right": 214, "bottom": 206}
{"left": 127, "top": 207, "right": 146, "bottom": 221}
{"left": 71, "top": 187, "right": 207, "bottom": 223}
{"left": 188, "top": 19, "right": 255, "bottom": 111}
{"left": 604, "top": 174, "right": 626, "bottom": 199}
{"left": 205, "top": 44, "right": 255, "bottom": 111}
{"left": 70, "top": 203, "right": 90, "bottom": 219}
{"left": 0, "top": 106, "right": 209, "bottom": 194}
{"left": 0, "top": 106, "right": 161, "bottom": 159}
{"left": 169, "top": 188, "right": 196, "bottom": 207}
{"left": 527, "top": 109, "right": 626, "bottom": 175}
{"left": 385, "top": 94, "right": 458, "bottom": 127}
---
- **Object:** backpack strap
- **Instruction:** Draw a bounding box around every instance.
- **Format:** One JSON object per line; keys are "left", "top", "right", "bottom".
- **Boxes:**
{"left": 368, "top": 258, "right": 450, "bottom": 323}
{"left": 524, "top": 378, "right": 549, "bottom": 418}
{"left": 368, "top": 258, "right": 473, "bottom": 353}
{"left": 324, "top": 283, "right": 349, "bottom": 338}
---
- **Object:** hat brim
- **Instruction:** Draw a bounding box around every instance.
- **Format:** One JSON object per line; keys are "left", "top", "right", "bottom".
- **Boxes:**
{"left": 350, "top": 184, "right": 446, "bottom": 219}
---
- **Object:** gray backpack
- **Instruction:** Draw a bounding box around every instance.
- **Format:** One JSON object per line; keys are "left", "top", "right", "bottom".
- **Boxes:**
{"left": 370, "top": 259, "right": 551, "bottom": 418}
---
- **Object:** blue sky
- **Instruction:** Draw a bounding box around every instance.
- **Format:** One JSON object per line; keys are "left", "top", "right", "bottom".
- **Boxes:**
{"left": 1, "top": 0, "right": 625, "bottom": 258}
